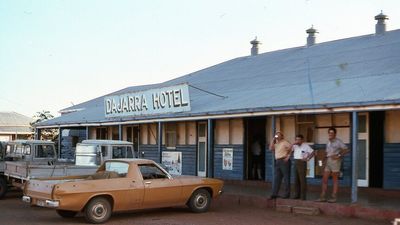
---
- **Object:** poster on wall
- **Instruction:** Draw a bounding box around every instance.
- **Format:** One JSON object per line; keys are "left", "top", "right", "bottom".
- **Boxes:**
{"left": 162, "top": 151, "right": 182, "bottom": 175}
{"left": 222, "top": 148, "right": 233, "bottom": 170}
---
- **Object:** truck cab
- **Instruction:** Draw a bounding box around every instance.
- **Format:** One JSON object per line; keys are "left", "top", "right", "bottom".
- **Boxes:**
{"left": 4, "top": 140, "right": 57, "bottom": 164}
{"left": 75, "top": 140, "right": 137, "bottom": 166}
{"left": 0, "top": 140, "right": 56, "bottom": 198}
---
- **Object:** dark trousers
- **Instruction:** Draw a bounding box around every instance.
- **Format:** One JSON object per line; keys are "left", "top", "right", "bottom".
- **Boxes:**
{"left": 293, "top": 160, "right": 307, "bottom": 200}
{"left": 272, "top": 159, "right": 291, "bottom": 197}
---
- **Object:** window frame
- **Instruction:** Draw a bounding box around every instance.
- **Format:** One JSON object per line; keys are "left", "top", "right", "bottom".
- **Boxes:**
{"left": 165, "top": 123, "right": 177, "bottom": 149}
{"left": 34, "top": 144, "right": 55, "bottom": 159}
{"left": 104, "top": 161, "right": 130, "bottom": 177}
{"left": 138, "top": 163, "right": 171, "bottom": 180}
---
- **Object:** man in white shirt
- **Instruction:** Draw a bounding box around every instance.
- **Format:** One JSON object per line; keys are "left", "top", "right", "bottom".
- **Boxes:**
{"left": 292, "top": 134, "right": 314, "bottom": 200}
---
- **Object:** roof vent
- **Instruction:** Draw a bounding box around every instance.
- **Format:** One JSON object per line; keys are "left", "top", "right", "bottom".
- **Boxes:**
{"left": 375, "top": 11, "right": 388, "bottom": 35}
{"left": 250, "top": 37, "right": 261, "bottom": 56}
{"left": 306, "top": 26, "right": 318, "bottom": 47}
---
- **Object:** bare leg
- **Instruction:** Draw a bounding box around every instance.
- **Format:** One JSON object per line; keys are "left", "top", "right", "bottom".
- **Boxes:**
{"left": 332, "top": 172, "right": 339, "bottom": 195}
{"left": 322, "top": 171, "right": 330, "bottom": 195}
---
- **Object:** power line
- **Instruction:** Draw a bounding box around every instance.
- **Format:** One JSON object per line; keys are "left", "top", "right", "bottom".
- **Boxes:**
{"left": 188, "top": 84, "right": 227, "bottom": 99}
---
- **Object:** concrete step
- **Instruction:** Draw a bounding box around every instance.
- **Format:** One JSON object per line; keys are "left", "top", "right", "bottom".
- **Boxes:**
{"left": 276, "top": 205, "right": 320, "bottom": 216}
{"left": 276, "top": 205, "right": 292, "bottom": 213}
{"left": 292, "top": 206, "right": 320, "bottom": 216}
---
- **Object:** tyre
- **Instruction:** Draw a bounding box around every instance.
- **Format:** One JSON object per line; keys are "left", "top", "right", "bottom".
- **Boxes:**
{"left": 187, "top": 188, "right": 211, "bottom": 213}
{"left": 56, "top": 209, "right": 78, "bottom": 218}
{"left": 84, "top": 197, "right": 112, "bottom": 224}
{"left": 0, "top": 177, "right": 8, "bottom": 199}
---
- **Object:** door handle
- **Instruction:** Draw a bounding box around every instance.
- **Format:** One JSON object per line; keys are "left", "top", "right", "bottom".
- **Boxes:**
{"left": 145, "top": 181, "right": 152, "bottom": 185}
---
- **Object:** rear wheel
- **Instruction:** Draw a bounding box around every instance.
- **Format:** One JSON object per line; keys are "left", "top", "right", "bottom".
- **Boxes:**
{"left": 84, "top": 197, "right": 112, "bottom": 224}
{"left": 0, "top": 177, "right": 8, "bottom": 199}
{"left": 187, "top": 189, "right": 211, "bottom": 213}
{"left": 56, "top": 210, "right": 78, "bottom": 218}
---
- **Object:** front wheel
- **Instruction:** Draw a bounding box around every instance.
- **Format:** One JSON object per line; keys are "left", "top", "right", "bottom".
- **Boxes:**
{"left": 56, "top": 210, "right": 78, "bottom": 218}
{"left": 0, "top": 177, "right": 8, "bottom": 199}
{"left": 187, "top": 189, "right": 211, "bottom": 213}
{"left": 84, "top": 197, "right": 112, "bottom": 224}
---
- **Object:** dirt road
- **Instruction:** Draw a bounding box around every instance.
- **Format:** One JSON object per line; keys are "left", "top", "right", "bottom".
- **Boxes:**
{"left": 0, "top": 191, "right": 390, "bottom": 225}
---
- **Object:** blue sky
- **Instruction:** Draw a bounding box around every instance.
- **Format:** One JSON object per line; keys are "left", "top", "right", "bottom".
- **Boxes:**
{"left": 1, "top": 0, "right": 399, "bottom": 118}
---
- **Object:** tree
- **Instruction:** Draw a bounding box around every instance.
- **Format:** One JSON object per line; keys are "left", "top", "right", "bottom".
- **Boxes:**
{"left": 31, "top": 110, "right": 58, "bottom": 141}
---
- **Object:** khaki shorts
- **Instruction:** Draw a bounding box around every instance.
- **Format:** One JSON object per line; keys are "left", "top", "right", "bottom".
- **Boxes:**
{"left": 324, "top": 158, "right": 342, "bottom": 173}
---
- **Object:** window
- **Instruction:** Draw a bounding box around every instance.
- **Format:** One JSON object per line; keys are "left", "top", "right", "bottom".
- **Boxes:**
{"left": 72, "top": 136, "right": 79, "bottom": 148}
{"left": 25, "top": 145, "right": 31, "bottom": 155}
{"left": 96, "top": 128, "right": 108, "bottom": 139}
{"left": 296, "top": 115, "right": 315, "bottom": 143}
{"left": 126, "top": 127, "right": 132, "bottom": 142}
{"left": 6, "top": 144, "right": 31, "bottom": 155}
{"left": 99, "top": 146, "right": 107, "bottom": 156}
{"left": 6, "top": 145, "right": 12, "bottom": 155}
{"left": 139, "top": 164, "right": 169, "bottom": 180}
{"left": 105, "top": 161, "right": 129, "bottom": 177}
{"left": 35, "top": 145, "right": 55, "bottom": 158}
{"left": 165, "top": 123, "right": 177, "bottom": 149}
{"left": 112, "top": 126, "right": 119, "bottom": 140}
{"left": 112, "top": 146, "right": 133, "bottom": 159}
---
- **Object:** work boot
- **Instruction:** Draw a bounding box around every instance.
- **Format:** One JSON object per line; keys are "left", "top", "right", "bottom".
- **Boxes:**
{"left": 315, "top": 193, "right": 326, "bottom": 202}
{"left": 327, "top": 193, "right": 337, "bottom": 203}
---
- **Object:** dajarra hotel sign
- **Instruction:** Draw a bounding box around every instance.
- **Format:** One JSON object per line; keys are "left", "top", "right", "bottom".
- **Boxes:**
{"left": 104, "top": 84, "right": 191, "bottom": 118}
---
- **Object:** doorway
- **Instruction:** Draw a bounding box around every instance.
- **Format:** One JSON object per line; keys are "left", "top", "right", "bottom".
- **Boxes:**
{"left": 368, "top": 111, "right": 384, "bottom": 188}
{"left": 197, "top": 122, "right": 207, "bottom": 177}
{"left": 126, "top": 126, "right": 140, "bottom": 158}
{"left": 245, "top": 117, "right": 266, "bottom": 180}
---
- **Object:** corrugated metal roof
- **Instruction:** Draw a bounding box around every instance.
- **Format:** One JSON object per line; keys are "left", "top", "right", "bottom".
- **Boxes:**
{"left": 0, "top": 112, "right": 33, "bottom": 133}
{"left": 39, "top": 29, "right": 400, "bottom": 127}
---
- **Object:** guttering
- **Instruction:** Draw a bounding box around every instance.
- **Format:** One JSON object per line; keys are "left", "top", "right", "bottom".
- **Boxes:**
{"left": 35, "top": 103, "right": 400, "bottom": 129}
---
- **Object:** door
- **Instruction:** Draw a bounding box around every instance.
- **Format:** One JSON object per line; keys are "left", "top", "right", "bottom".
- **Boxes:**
{"left": 138, "top": 164, "right": 182, "bottom": 208}
{"left": 197, "top": 122, "right": 207, "bottom": 177}
{"left": 357, "top": 112, "right": 369, "bottom": 187}
{"left": 103, "top": 161, "right": 144, "bottom": 210}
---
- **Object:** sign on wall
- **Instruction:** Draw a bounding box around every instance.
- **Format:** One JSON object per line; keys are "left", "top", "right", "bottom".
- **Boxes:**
{"left": 222, "top": 148, "right": 233, "bottom": 170}
{"left": 162, "top": 151, "right": 182, "bottom": 175}
{"left": 104, "top": 84, "right": 191, "bottom": 118}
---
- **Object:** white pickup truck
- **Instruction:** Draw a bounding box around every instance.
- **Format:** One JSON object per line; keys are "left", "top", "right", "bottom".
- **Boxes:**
{"left": 3, "top": 139, "right": 137, "bottom": 195}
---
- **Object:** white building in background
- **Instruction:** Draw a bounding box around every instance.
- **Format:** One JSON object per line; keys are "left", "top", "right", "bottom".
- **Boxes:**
{"left": 0, "top": 112, "right": 33, "bottom": 141}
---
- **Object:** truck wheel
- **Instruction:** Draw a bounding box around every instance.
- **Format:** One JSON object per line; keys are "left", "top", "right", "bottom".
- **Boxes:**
{"left": 84, "top": 197, "right": 112, "bottom": 224}
{"left": 187, "top": 189, "right": 211, "bottom": 213}
{"left": 0, "top": 177, "right": 8, "bottom": 199}
{"left": 56, "top": 210, "right": 78, "bottom": 218}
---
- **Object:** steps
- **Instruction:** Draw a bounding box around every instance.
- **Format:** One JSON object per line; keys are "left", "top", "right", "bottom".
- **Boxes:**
{"left": 276, "top": 204, "right": 320, "bottom": 215}
{"left": 217, "top": 194, "right": 400, "bottom": 221}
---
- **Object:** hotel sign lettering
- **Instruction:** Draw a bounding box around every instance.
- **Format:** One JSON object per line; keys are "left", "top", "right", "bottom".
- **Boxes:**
{"left": 104, "top": 84, "right": 191, "bottom": 118}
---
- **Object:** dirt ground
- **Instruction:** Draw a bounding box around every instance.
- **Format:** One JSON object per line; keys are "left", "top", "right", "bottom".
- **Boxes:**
{"left": 0, "top": 191, "right": 392, "bottom": 225}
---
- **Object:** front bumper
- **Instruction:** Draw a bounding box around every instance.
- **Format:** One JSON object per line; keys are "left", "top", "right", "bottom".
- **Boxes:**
{"left": 22, "top": 196, "right": 59, "bottom": 208}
